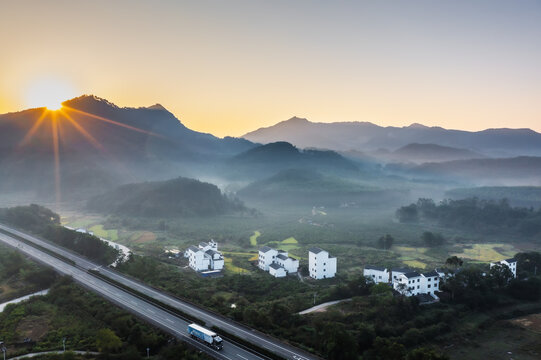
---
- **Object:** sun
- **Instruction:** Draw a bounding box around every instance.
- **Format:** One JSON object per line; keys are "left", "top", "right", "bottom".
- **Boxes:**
{"left": 25, "top": 77, "right": 77, "bottom": 111}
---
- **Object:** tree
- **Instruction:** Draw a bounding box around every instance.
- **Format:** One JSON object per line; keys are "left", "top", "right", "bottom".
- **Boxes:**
{"left": 421, "top": 232, "right": 445, "bottom": 247}
{"left": 396, "top": 204, "right": 419, "bottom": 223}
{"left": 407, "top": 347, "right": 449, "bottom": 360}
{"left": 515, "top": 252, "right": 541, "bottom": 277}
{"left": 489, "top": 264, "right": 514, "bottom": 288}
{"left": 507, "top": 277, "right": 541, "bottom": 301}
{"left": 96, "top": 328, "right": 122, "bottom": 353}
{"left": 377, "top": 234, "right": 394, "bottom": 250}
{"left": 370, "top": 283, "right": 392, "bottom": 296}
{"left": 445, "top": 256, "right": 463, "bottom": 269}
{"left": 370, "top": 337, "right": 406, "bottom": 360}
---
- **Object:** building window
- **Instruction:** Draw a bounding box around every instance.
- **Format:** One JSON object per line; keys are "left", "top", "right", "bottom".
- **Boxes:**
{"left": 417, "top": 285, "right": 420, "bottom": 289}
{"left": 428, "top": 284, "right": 431, "bottom": 288}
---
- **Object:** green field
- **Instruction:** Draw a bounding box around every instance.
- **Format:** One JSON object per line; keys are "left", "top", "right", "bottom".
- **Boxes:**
{"left": 89, "top": 224, "right": 119, "bottom": 241}
{"left": 249, "top": 230, "right": 261, "bottom": 246}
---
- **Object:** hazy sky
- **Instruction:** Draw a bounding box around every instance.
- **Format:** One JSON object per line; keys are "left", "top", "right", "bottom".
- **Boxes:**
{"left": 1, "top": 0, "right": 540, "bottom": 137}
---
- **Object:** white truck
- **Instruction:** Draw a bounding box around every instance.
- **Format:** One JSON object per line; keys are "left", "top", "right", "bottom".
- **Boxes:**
{"left": 187, "top": 323, "right": 224, "bottom": 350}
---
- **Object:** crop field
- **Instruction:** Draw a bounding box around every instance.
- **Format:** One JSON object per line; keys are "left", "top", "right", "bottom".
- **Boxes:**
{"left": 89, "top": 224, "right": 119, "bottom": 241}
{"left": 53, "top": 204, "right": 535, "bottom": 278}
{"left": 451, "top": 243, "right": 518, "bottom": 262}
{"left": 249, "top": 231, "right": 261, "bottom": 246}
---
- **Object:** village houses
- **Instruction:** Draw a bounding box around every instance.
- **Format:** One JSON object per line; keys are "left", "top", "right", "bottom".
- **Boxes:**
{"left": 185, "top": 240, "right": 224, "bottom": 272}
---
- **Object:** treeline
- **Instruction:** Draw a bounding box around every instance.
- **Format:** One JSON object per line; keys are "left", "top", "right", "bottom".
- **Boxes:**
{"left": 87, "top": 177, "right": 249, "bottom": 218}
{"left": 0, "top": 205, "right": 118, "bottom": 265}
{"left": 0, "top": 278, "right": 209, "bottom": 359}
{"left": 396, "top": 198, "right": 541, "bottom": 237}
{"left": 0, "top": 245, "right": 57, "bottom": 302}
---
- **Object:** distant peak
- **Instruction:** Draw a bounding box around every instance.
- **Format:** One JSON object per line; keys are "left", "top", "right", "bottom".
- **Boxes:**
{"left": 406, "top": 123, "right": 429, "bottom": 129}
{"left": 287, "top": 116, "right": 310, "bottom": 123}
{"left": 64, "top": 94, "right": 119, "bottom": 108}
{"left": 146, "top": 103, "right": 169, "bottom": 112}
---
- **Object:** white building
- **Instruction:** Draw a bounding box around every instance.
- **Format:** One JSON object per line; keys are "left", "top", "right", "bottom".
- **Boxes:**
{"left": 308, "top": 247, "right": 337, "bottom": 279}
{"left": 422, "top": 270, "right": 440, "bottom": 295}
{"left": 490, "top": 258, "right": 517, "bottom": 278}
{"left": 258, "top": 246, "right": 299, "bottom": 277}
{"left": 393, "top": 270, "right": 440, "bottom": 297}
{"left": 258, "top": 246, "right": 278, "bottom": 271}
{"left": 186, "top": 240, "right": 224, "bottom": 272}
{"left": 363, "top": 266, "right": 389, "bottom": 284}
{"left": 391, "top": 268, "right": 411, "bottom": 283}
{"left": 394, "top": 271, "right": 424, "bottom": 296}
{"left": 269, "top": 263, "right": 287, "bottom": 278}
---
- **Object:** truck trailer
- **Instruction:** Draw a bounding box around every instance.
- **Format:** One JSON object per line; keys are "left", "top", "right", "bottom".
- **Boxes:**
{"left": 187, "top": 323, "right": 223, "bottom": 350}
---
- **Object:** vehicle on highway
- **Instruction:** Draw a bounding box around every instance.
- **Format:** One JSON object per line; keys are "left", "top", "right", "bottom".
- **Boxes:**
{"left": 187, "top": 323, "right": 224, "bottom": 350}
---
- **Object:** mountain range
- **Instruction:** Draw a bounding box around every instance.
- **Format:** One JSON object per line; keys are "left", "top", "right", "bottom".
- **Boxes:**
{"left": 242, "top": 117, "right": 541, "bottom": 158}
{"left": 2, "top": 96, "right": 541, "bottom": 205}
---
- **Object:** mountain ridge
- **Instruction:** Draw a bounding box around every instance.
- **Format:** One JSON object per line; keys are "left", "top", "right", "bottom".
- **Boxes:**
{"left": 242, "top": 117, "right": 541, "bottom": 157}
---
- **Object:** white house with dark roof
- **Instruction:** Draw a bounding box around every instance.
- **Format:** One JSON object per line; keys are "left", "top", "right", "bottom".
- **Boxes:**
{"left": 391, "top": 268, "right": 411, "bottom": 283}
{"left": 258, "top": 246, "right": 299, "bottom": 277}
{"left": 309, "top": 247, "right": 337, "bottom": 279}
{"left": 394, "top": 271, "right": 424, "bottom": 296}
{"left": 363, "top": 266, "right": 389, "bottom": 284}
{"left": 361, "top": 265, "right": 441, "bottom": 299}
{"left": 258, "top": 246, "right": 278, "bottom": 271}
{"left": 422, "top": 270, "right": 440, "bottom": 295}
{"left": 490, "top": 258, "right": 517, "bottom": 278}
{"left": 186, "top": 240, "right": 224, "bottom": 272}
{"left": 269, "top": 263, "right": 287, "bottom": 278}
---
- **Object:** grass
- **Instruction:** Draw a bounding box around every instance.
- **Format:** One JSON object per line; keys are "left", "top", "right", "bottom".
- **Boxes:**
{"left": 88, "top": 225, "right": 119, "bottom": 241}
{"left": 224, "top": 258, "right": 249, "bottom": 274}
{"left": 451, "top": 243, "right": 517, "bottom": 262}
{"left": 222, "top": 251, "right": 259, "bottom": 261}
{"left": 402, "top": 260, "right": 427, "bottom": 269}
{"left": 282, "top": 237, "right": 299, "bottom": 244}
{"left": 250, "top": 231, "right": 261, "bottom": 246}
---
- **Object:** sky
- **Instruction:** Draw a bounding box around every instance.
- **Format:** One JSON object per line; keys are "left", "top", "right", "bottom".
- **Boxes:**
{"left": 1, "top": 0, "right": 540, "bottom": 137}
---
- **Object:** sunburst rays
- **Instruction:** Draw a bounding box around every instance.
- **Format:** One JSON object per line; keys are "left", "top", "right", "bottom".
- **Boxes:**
{"left": 17, "top": 106, "right": 160, "bottom": 209}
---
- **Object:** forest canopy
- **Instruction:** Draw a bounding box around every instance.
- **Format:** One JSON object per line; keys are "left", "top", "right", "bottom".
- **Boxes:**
{"left": 87, "top": 177, "right": 247, "bottom": 217}
{"left": 396, "top": 198, "right": 541, "bottom": 238}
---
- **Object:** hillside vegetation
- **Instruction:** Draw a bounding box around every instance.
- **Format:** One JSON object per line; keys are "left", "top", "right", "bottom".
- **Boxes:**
{"left": 396, "top": 198, "right": 541, "bottom": 238}
{"left": 446, "top": 186, "right": 541, "bottom": 208}
{"left": 0, "top": 205, "right": 119, "bottom": 264}
{"left": 87, "top": 177, "right": 247, "bottom": 217}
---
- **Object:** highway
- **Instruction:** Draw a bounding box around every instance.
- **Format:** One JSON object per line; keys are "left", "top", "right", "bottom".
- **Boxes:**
{"left": 0, "top": 224, "right": 318, "bottom": 360}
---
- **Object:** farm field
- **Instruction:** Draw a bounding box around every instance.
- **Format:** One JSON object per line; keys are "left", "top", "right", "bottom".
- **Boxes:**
{"left": 55, "top": 203, "right": 535, "bottom": 278}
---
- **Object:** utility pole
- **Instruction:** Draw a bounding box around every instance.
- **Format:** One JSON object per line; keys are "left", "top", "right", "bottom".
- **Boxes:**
{"left": 146, "top": 347, "right": 150, "bottom": 358}
{"left": 62, "top": 337, "right": 66, "bottom": 352}
{"left": 313, "top": 292, "right": 317, "bottom": 305}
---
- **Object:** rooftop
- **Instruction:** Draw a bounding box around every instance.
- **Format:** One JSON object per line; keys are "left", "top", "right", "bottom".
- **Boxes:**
{"left": 505, "top": 258, "right": 517, "bottom": 263}
{"left": 392, "top": 268, "right": 411, "bottom": 273}
{"left": 403, "top": 271, "right": 421, "bottom": 279}
{"left": 269, "top": 263, "right": 283, "bottom": 270}
{"left": 205, "top": 249, "right": 220, "bottom": 257}
{"left": 259, "top": 246, "right": 273, "bottom": 253}
{"left": 423, "top": 270, "right": 439, "bottom": 278}
{"left": 309, "top": 247, "right": 324, "bottom": 254}
{"left": 187, "top": 245, "right": 199, "bottom": 252}
{"left": 276, "top": 254, "right": 289, "bottom": 261}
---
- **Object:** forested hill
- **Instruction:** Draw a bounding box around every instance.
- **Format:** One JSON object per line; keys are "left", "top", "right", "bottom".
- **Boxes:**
{"left": 396, "top": 198, "right": 541, "bottom": 238}
{"left": 87, "top": 177, "right": 247, "bottom": 217}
